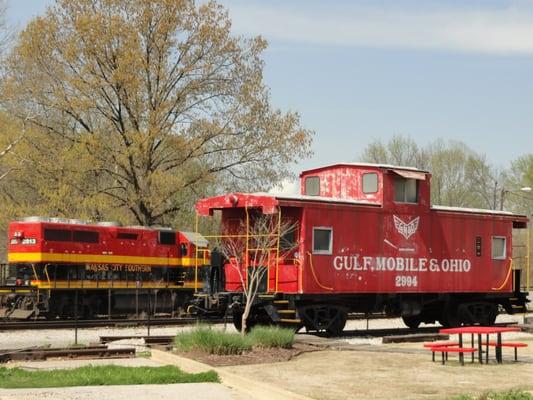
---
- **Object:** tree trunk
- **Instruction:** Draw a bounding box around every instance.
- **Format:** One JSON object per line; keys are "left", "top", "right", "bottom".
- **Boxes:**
{"left": 241, "top": 300, "right": 252, "bottom": 335}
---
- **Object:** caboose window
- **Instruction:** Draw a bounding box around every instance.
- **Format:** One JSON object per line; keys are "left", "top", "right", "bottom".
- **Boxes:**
{"left": 117, "top": 232, "right": 138, "bottom": 240}
{"left": 362, "top": 173, "right": 378, "bottom": 194}
{"left": 44, "top": 229, "right": 71, "bottom": 241}
{"left": 159, "top": 231, "right": 176, "bottom": 245}
{"left": 393, "top": 177, "right": 418, "bottom": 203}
{"left": 305, "top": 176, "right": 320, "bottom": 196}
{"left": 492, "top": 236, "right": 506, "bottom": 260}
{"left": 312, "top": 227, "right": 332, "bottom": 255}
{"left": 73, "top": 230, "right": 99, "bottom": 243}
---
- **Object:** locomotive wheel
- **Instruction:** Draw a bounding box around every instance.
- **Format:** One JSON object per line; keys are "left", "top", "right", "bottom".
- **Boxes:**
{"left": 402, "top": 315, "right": 421, "bottom": 329}
{"left": 300, "top": 305, "right": 348, "bottom": 336}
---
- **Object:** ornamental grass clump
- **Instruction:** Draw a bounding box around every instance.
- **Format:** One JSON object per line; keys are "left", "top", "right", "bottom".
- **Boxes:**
{"left": 248, "top": 326, "right": 295, "bottom": 349}
{"left": 175, "top": 325, "right": 252, "bottom": 355}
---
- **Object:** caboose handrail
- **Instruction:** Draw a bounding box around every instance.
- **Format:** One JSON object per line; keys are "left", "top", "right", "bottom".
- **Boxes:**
{"left": 245, "top": 206, "right": 250, "bottom": 289}
{"left": 275, "top": 208, "right": 281, "bottom": 292}
{"left": 527, "top": 227, "right": 531, "bottom": 291}
{"left": 491, "top": 258, "right": 513, "bottom": 291}
{"left": 306, "top": 251, "right": 333, "bottom": 291}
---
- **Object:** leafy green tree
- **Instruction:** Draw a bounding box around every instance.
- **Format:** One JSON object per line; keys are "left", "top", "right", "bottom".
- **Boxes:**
{"left": 1, "top": 0, "right": 312, "bottom": 226}
{"left": 359, "top": 135, "right": 504, "bottom": 209}
{"left": 505, "top": 154, "right": 533, "bottom": 214}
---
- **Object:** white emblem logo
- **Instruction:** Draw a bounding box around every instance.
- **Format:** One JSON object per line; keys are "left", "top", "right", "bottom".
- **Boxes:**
{"left": 393, "top": 215, "right": 420, "bottom": 240}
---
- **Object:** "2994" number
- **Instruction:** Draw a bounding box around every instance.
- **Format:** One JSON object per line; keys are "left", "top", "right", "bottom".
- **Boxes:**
{"left": 395, "top": 275, "right": 418, "bottom": 287}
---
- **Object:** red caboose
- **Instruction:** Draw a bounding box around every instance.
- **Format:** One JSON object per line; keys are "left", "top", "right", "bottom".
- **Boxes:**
{"left": 196, "top": 163, "right": 529, "bottom": 334}
{"left": 1, "top": 217, "right": 208, "bottom": 319}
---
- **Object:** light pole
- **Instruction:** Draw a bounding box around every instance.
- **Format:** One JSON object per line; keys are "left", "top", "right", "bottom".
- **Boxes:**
{"left": 499, "top": 186, "right": 532, "bottom": 211}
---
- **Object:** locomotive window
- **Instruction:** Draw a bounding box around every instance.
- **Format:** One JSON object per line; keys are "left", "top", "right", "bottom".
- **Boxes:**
{"left": 393, "top": 177, "right": 418, "bottom": 203}
{"left": 492, "top": 236, "right": 506, "bottom": 260}
{"left": 117, "top": 232, "right": 138, "bottom": 240}
{"left": 305, "top": 176, "right": 320, "bottom": 196}
{"left": 362, "top": 173, "right": 378, "bottom": 194}
{"left": 159, "top": 231, "right": 176, "bottom": 245}
{"left": 73, "top": 230, "right": 99, "bottom": 243}
{"left": 44, "top": 229, "right": 71, "bottom": 242}
{"left": 312, "top": 227, "right": 332, "bottom": 255}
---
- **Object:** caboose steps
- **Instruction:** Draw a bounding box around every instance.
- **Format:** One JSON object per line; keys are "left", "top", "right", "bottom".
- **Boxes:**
{"left": 258, "top": 294, "right": 276, "bottom": 299}
{"left": 279, "top": 318, "right": 302, "bottom": 324}
{"left": 278, "top": 309, "right": 296, "bottom": 314}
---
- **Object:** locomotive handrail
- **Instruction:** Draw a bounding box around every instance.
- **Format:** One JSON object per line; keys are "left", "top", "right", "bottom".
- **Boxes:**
{"left": 30, "top": 264, "right": 38, "bottom": 283}
{"left": 491, "top": 258, "right": 513, "bottom": 291}
{"left": 306, "top": 252, "right": 333, "bottom": 291}
{"left": 44, "top": 264, "right": 51, "bottom": 287}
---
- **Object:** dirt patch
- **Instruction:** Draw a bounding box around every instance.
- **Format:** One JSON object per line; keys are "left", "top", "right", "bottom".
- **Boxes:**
{"left": 174, "top": 342, "right": 323, "bottom": 367}
{"left": 219, "top": 337, "right": 533, "bottom": 400}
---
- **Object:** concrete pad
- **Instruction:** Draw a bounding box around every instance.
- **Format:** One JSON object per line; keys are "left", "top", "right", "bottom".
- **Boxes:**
{"left": 151, "top": 349, "right": 313, "bottom": 400}
{"left": 0, "top": 383, "right": 244, "bottom": 400}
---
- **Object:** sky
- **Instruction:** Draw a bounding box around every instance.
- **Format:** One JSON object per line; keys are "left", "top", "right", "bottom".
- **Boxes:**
{"left": 5, "top": 0, "right": 533, "bottom": 193}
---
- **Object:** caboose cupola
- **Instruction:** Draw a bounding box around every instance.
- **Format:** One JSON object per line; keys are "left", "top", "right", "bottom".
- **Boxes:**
{"left": 299, "top": 163, "right": 431, "bottom": 209}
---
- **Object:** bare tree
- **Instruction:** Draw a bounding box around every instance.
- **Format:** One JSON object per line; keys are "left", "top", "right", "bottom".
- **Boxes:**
{"left": 0, "top": 0, "right": 13, "bottom": 57}
{"left": 217, "top": 213, "right": 298, "bottom": 334}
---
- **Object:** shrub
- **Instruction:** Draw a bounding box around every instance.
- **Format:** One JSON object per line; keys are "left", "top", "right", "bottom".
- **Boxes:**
{"left": 249, "top": 326, "right": 295, "bottom": 349}
{"left": 175, "top": 325, "right": 252, "bottom": 355}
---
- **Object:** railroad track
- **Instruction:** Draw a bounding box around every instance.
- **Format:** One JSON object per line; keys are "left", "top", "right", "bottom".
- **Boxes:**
{"left": 311, "top": 321, "right": 519, "bottom": 339}
{"left": 0, "top": 345, "right": 136, "bottom": 363}
{"left": 0, "top": 313, "right": 390, "bottom": 331}
{"left": 0, "top": 316, "right": 226, "bottom": 331}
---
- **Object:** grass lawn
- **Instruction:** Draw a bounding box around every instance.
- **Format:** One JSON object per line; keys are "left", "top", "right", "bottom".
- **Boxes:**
{"left": 451, "top": 390, "right": 533, "bottom": 400}
{"left": 0, "top": 365, "right": 219, "bottom": 389}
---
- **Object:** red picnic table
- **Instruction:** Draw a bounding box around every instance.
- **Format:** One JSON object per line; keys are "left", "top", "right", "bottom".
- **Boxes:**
{"left": 439, "top": 326, "right": 521, "bottom": 364}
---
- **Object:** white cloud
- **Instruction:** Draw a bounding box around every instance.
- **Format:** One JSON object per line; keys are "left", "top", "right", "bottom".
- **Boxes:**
{"left": 228, "top": 3, "right": 533, "bottom": 54}
{"left": 268, "top": 178, "right": 299, "bottom": 196}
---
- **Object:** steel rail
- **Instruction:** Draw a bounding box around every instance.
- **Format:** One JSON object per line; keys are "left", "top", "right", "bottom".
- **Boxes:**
{"left": 0, "top": 317, "right": 226, "bottom": 331}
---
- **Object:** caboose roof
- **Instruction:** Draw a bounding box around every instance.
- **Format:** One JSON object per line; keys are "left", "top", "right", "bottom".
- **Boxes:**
{"left": 431, "top": 205, "right": 526, "bottom": 217}
{"left": 196, "top": 192, "right": 528, "bottom": 221}
{"left": 196, "top": 192, "right": 381, "bottom": 216}
{"left": 300, "top": 162, "right": 429, "bottom": 176}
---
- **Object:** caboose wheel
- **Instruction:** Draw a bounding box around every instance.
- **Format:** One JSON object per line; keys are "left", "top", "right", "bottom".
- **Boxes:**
{"left": 402, "top": 316, "right": 421, "bottom": 329}
{"left": 326, "top": 311, "right": 347, "bottom": 336}
{"left": 458, "top": 302, "right": 497, "bottom": 325}
{"left": 440, "top": 305, "right": 461, "bottom": 327}
{"left": 300, "top": 305, "right": 348, "bottom": 336}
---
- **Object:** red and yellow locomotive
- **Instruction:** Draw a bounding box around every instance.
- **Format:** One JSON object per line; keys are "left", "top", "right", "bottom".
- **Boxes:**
{"left": 195, "top": 163, "right": 530, "bottom": 334}
{"left": 1, "top": 217, "right": 209, "bottom": 319}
